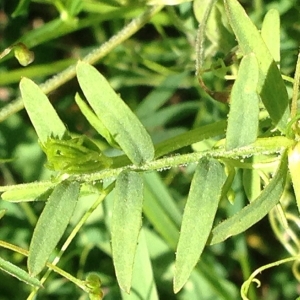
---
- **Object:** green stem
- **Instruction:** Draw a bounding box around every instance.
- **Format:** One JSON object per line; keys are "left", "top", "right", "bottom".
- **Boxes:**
{"left": 195, "top": 0, "right": 218, "bottom": 75}
{"left": 291, "top": 52, "right": 300, "bottom": 119}
{"left": 76, "top": 136, "right": 294, "bottom": 183}
{"left": 0, "top": 5, "right": 164, "bottom": 122}
{"left": 0, "top": 136, "right": 294, "bottom": 194}
{"left": 0, "top": 240, "right": 86, "bottom": 292}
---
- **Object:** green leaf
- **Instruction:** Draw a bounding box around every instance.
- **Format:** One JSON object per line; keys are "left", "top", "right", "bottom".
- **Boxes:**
{"left": 0, "top": 257, "right": 42, "bottom": 287}
{"left": 74, "top": 93, "right": 120, "bottom": 149}
{"left": 193, "top": 0, "right": 234, "bottom": 59}
{"left": 288, "top": 142, "right": 300, "bottom": 214}
{"left": 209, "top": 150, "right": 288, "bottom": 245}
{"left": 224, "top": 0, "right": 290, "bottom": 133}
{"left": 111, "top": 171, "right": 143, "bottom": 293}
{"left": 174, "top": 157, "right": 226, "bottom": 293}
{"left": 261, "top": 9, "right": 280, "bottom": 64}
{"left": 121, "top": 229, "right": 158, "bottom": 300}
{"left": 20, "top": 78, "right": 67, "bottom": 144}
{"left": 1, "top": 182, "right": 55, "bottom": 202}
{"left": 226, "top": 53, "right": 259, "bottom": 150}
{"left": 76, "top": 61, "right": 155, "bottom": 165}
{"left": 28, "top": 181, "right": 80, "bottom": 276}
{"left": 154, "top": 120, "right": 226, "bottom": 158}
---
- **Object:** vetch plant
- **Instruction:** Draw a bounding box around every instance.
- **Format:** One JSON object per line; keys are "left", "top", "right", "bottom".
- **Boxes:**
{"left": 1, "top": 0, "right": 300, "bottom": 299}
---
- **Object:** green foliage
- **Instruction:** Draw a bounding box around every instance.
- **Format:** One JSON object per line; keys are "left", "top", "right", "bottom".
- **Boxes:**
{"left": 28, "top": 181, "right": 80, "bottom": 276}
{"left": 225, "top": 53, "right": 259, "bottom": 150}
{"left": 174, "top": 157, "right": 226, "bottom": 292}
{"left": 41, "top": 136, "right": 113, "bottom": 174}
{"left": 111, "top": 171, "right": 144, "bottom": 293}
{"left": 1, "top": 0, "right": 300, "bottom": 299}
{"left": 76, "top": 61, "right": 155, "bottom": 166}
{"left": 20, "top": 77, "right": 67, "bottom": 143}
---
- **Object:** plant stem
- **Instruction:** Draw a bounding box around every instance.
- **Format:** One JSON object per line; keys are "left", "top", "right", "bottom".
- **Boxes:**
{"left": 291, "top": 52, "right": 300, "bottom": 119}
{"left": 0, "top": 136, "right": 294, "bottom": 196}
{"left": 0, "top": 5, "right": 164, "bottom": 123}
{"left": 0, "top": 240, "right": 86, "bottom": 293}
{"left": 76, "top": 136, "right": 294, "bottom": 183}
{"left": 195, "top": 0, "right": 218, "bottom": 76}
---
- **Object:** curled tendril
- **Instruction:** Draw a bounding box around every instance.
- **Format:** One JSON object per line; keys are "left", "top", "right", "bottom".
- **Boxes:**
{"left": 40, "top": 135, "right": 113, "bottom": 174}
{"left": 85, "top": 272, "right": 103, "bottom": 300}
{"left": 241, "top": 256, "right": 300, "bottom": 300}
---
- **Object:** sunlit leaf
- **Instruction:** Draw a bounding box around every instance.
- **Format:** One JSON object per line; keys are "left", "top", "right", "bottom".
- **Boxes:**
{"left": 76, "top": 61, "right": 154, "bottom": 165}
{"left": 20, "top": 78, "right": 67, "bottom": 144}
{"left": 74, "top": 93, "right": 120, "bottom": 149}
{"left": 288, "top": 142, "right": 300, "bottom": 214}
{"left": 224, "top": 0, "right": 290, "bottom": 133}
{"left": 226, "top": 53, "right": 259, "bottom": 150}
{"left": 261, "top": 9, "right": 280, "bottom": 64}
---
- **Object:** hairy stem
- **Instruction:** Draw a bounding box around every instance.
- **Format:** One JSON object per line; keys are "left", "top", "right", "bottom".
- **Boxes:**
{"left": 0, "top": 5, "right": 164, "bottom": 122}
